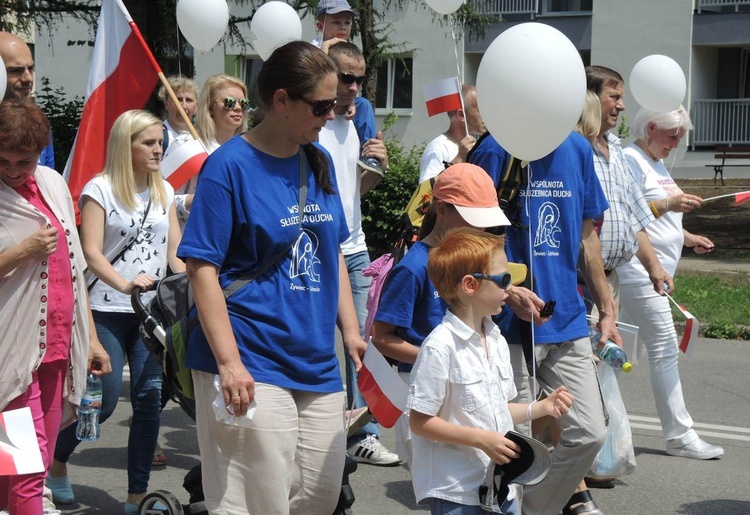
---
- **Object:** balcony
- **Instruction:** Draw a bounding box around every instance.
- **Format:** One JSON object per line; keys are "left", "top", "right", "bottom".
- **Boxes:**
{"left": 691, "top": 99, "right": 750, "bottom": 148}
{"left": 470, "top": 0, "right": 538, "bottom": 16}
{"left": 695, "top": 0, "right": 750, "bottom": 13}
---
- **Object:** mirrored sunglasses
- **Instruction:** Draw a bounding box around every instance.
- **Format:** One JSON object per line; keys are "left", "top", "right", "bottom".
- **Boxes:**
{"left": 294, "top": 95, "right": 338, "bottom": 117}
{"left": 471, "top": 272, "right": 512, "bottom": 290}
{"left": 338, "top": 72, "right": 366, "bottom": 85}
{"left": 222, "top": 96, "right": 252, "bottom": 111}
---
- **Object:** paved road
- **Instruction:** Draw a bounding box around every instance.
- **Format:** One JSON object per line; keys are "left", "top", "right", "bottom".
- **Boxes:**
{"left": 57, "top": 336, "right": 750, "bottom": 514}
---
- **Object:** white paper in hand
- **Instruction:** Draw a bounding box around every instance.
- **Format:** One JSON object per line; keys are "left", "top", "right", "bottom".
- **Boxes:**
{"left": 211, "top": 375, "right": 256, "bottom": 427}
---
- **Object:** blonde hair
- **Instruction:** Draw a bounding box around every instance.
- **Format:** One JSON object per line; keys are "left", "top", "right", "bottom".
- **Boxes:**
{"left": 575, "top": 90, "right": 602, "bottom": 145}
{"left": 157, "top": 75, "right": 198, "bottom": 103}
{"left": 428, "top": 228, "right": 506, "bottom": 305}
{"left": 195, "top": 74, "right": 248, "bottom": 146}
{"left": 101, "top": 110, "right": 169, "bottom": 212}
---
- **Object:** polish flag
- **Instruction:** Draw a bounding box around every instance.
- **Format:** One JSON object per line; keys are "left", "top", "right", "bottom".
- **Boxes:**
{"left": 357, "top": 342, "right": 408, "bottom": 428}
{"left": 424, "top": 77, "right": 462, "bottom": 117}
{"left": 665, "top": 293, "right": 699, "bottom": 357}
{"left": 0, "top": 407, "right": 44, "bottom": 476}
{"left": 734, "top": 191, "right": 750, "bottom": 206}
{"left": 64, "top": 0, "right": 161, "bottom": 214}
{"left": 161, "top": 139, "right": 209, "bottom": 190}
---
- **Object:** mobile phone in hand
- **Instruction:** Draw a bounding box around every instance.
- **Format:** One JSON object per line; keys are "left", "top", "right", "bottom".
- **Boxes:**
{"left": 540, "top": 300, "right": 556, "bottom": 318}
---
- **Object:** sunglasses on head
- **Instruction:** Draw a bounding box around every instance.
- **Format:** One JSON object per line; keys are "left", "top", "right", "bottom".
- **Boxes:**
{"left": 472, "top": 272, "right": 512, "bottom": 290}
{"left": 221, "top": 96, "right": 252, "bottom": 111}
{"left": 293, "top": 95, "right": 338, "bottom": 117}
{"left": 338, "top": 72, "right": 366, "bottom": 85}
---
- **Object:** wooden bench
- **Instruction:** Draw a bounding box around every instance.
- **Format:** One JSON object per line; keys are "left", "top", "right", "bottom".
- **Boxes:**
{"left": 706, "top": 146, "right": 750, "bottom": 185}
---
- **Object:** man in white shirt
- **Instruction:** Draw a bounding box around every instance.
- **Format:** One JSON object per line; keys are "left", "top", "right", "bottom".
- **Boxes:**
{"left": 419, "top": 85, "right": 485, "bottom": 183}
{"left": 157, "top": 76, "right": 198, "bottom": 152}
{"left": 318, "top": 42, "right": 400, "bottom": 467}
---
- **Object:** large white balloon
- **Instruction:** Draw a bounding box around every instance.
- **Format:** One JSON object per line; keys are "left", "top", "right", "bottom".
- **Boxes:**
{"left": 0, "top": 55, "right": 6, "bottom": 101}
{"left": 177, "top": 0, "right": 230, "bottom": 52}
{"left": 250, "top": 1, "right": 302, "bottom": 61}
{"left": 425, "top": 0, "right": 464, "bottom": 15}
{"left": 629, "top": 55, "right": 686, "bottom": 112}
{"left": 476, "top": 23, "right": 586, "bottom": 162}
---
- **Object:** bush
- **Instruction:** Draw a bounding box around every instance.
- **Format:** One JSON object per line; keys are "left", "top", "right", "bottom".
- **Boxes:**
{"left": 361, "top": 133, "right": 422, "bottom": 256}
{"left": 36, "top": 77, "right": 84, "bottom": 173}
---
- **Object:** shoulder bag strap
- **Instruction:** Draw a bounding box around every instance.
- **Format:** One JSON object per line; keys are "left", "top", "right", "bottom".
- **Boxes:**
{"left": 223, "top": 148, "right": 309, "bottom": 299}
{"left": 88, "top": 196, "right": 153, "bottom": 291}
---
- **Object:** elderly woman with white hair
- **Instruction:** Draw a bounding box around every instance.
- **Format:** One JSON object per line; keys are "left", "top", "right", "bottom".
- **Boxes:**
{"left": 617, "top": 106, "right": 722, "bottom": 460}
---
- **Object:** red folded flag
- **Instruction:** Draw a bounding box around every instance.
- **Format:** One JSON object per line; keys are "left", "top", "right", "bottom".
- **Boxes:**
{"left": 64, "top": 0, "right": 161, "bottom": 218}
{"left": 357, "top": 342, "right": 408, "bottom": 428}
{"left": 424, "top": 77, "right": 462, "bottom": 117}
{"left": 665, "top": 293, "right": 699, "bottom": 357}
{"left": 734, "top": 191, "right": 750, "bottom": 206}
{"left": 161, "top": 138, "right": 209, "bottom": 190}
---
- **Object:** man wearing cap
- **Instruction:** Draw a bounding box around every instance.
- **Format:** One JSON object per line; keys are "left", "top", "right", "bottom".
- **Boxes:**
{"left": 318, "top": 42, "right": 399, "bottom": 466}
{"left": 469, "top": 132, "right": 619, "bottom": 515}
{"left": 0, "top": 32, "right": 54, "bottom": 168}
{"left": 419, "top": 84, "right": 485, "bottom": 183}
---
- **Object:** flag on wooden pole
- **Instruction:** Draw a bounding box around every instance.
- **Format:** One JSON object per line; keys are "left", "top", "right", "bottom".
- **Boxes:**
{"left": 64, "top": 0, "right": 161, "bottom": 215}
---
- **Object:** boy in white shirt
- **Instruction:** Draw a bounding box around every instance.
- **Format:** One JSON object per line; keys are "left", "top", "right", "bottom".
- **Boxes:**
{"left": 408, "top": 228, "right": 574, "bottom": 514}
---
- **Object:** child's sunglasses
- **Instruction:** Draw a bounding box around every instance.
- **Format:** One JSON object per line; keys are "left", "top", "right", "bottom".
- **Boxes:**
{"left": 471, "top": 272, "right": 512, "bottom": 290}
{"left": 293, "top": 95, "right": 338, "bottom": 117}
{"left": 338, "top": 72, "right": 366, "bottom": 85}
{"left": 222, "top": 96, "right": 252, "bottom": 111}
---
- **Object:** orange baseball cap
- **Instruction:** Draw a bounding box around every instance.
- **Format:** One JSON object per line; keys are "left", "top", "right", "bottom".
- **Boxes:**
{"left": 433, "top": 163, "right": 510, "bottom": 228}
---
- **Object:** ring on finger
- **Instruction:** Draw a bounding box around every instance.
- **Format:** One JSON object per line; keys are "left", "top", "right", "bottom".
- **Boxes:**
{"left": 231, "top": 391, "right": 240, "bottom": 397}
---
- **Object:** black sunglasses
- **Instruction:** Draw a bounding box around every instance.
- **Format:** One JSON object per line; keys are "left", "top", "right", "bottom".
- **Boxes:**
{"left": 471, "top": 273, "right": 512, "bottom": 290}
{"left": 293, "top": 95, "right": 338, "bottom": 117}
{"left": 338, "top": 72, "right": 366, "bottom": 85}
{"left": 221, "top": 96, "right": 252, "bottom": 111}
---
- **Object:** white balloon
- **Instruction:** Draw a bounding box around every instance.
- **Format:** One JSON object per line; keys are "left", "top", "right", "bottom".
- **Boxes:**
{"left": 250, "top": 1, "right": 302, "bottom": 61}
{"left": 424, "top": 0, "right": 464, "bottom": 15}
{"left": 629, "top": 55, "right": 686, "bottom": 112}
{"left": 177, "top": 0, "right": 230, "bottom": 52}
{"left": 0, "top": 55, "right": 6, "bottom": 101}
{"left": 476, "top": 23, "right": 586, "bottom": 162}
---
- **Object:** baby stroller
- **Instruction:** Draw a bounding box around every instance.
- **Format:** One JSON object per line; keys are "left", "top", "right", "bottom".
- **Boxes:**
{"left": 131, "top": 283, "right": 358, "bottom": 515}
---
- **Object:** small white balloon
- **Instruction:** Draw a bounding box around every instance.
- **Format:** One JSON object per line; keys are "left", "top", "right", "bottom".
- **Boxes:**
{"left": 630, "top": 55, "right": 686, "bottom": 112}
{"left": 177, "top": 0, "right": 230, "bottom": 52}
{"left": 0, "top": 55, "right": 6, "bottom": 100}
{"left": 476, "top": 23, "right": 586, "bottom": 162}
{"left": 424, "top": 0, "right": 464, "bottom": 15}
{"left": 250, "top": 1, "right": 302, "bottom": 61}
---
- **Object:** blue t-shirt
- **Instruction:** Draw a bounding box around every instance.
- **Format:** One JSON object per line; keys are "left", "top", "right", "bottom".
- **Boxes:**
{"left": 178, "top": 137, "right": 349, "bottom": 393}
{"left": 470, "top": 132, "right": 608, "bottom": 344}
{"left": 373, "top": 242, "right": 448, "bottom": 373}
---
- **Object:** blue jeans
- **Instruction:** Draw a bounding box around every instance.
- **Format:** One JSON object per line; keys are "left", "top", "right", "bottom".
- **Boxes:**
{"left": 353, "top": 97, "right": 376, "bottom": 151}
{"left": 344, "top": 251, "right": 380, "bottom": 445}
{"left": 428, "top": 497, "right": 519, "bottom": 515}
{"left": 54, "top": 311, "right": 163, "bottom": 494}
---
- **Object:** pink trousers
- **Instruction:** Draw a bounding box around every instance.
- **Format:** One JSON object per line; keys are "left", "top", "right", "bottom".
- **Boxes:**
{"left": 0, "top": 360, "right": 66, "bottom": 515}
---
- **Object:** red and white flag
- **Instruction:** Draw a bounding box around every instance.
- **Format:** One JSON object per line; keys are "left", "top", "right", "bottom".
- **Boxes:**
{"left": 424, "top": 76, "right": 462, "bottom": 117}
{"left": 161, "top": 139, "right": 209, "bottom": 190}
{"left": 357, "top": 342, "right": 408, "bottom": 428}
{"left": 64, "top": 0, "right": 161, "bottom": 213}
{"left": 702, "top": 190, "right": 750, "bottom": 206}
{"left": 665, "top": 293, "right": 699, "bottom": 357}
{"left": 0, "top": 407, "right": 44, "bottom": 476}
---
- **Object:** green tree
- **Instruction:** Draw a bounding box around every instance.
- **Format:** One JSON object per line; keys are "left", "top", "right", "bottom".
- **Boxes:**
{"left": 35, "top": 77, "right": 84, "bottom": 171}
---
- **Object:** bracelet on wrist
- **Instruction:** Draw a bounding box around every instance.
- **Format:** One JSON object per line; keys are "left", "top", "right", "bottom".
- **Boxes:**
{"left": 527, "top": 401, "right": 536, "bottom": 422}
{"left": 649, "top": 201, "right": 660, "bottom": 218}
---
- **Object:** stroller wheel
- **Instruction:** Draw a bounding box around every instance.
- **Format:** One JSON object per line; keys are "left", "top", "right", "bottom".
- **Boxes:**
{"left": 139, "top": 490, "right": 185, "bottom": 515}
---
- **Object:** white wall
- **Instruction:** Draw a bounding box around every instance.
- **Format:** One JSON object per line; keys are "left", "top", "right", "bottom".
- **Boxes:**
{"left": 34, "top": 16, "right": 94, "bottom": 98}
{"left": 691, "top": 45, "right": 718, "bottom": 100}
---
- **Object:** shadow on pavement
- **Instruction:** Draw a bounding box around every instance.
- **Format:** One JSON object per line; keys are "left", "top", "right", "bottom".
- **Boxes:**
{"left": 678, "top": 499, "right": 750, "bottom": 514}
{"left": 384, "top": 480, "right": 428, "bottom": 511}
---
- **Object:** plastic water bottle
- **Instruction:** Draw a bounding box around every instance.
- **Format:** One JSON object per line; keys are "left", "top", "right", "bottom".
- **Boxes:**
{"left": 76, "top": 373, "right": 102, "bottom": 441}
{"left": 588, "top": 326, "right": 633, "bottom": 372}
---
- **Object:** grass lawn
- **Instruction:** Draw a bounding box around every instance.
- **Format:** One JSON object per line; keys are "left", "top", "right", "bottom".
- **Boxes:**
{"left": 671, "top": 271, "right": 750, "bottom": 339}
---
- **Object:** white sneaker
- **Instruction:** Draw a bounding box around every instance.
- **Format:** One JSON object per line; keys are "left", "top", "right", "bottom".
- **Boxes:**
{"left": 43, "top": 510, "right": 62, "bottom": 515}
{"left": 347, "top": 434, "right": 401, "bottom": 466}
{"left": 666, "top": 437, "right": 724, "bottom": 460}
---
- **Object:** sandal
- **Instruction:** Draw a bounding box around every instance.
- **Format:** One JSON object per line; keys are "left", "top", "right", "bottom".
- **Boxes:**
{"left": 152, "top": 443, "right": 168, "bottom": 467}
{"left": 562, "top": 490, "right": 605, "bottom": 515}
{"left": 585, "top": 475, "right": 616, "bottom": 489}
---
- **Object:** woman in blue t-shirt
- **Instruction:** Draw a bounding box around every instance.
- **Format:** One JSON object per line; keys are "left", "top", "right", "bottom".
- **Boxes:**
{"left": 177, "top": 41, "right": 366, "bottom": 514}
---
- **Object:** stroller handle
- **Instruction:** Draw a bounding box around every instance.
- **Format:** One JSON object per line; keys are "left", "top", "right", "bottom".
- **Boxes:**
{"left": 131, "top": 285, "right": 167, "bottom": 345}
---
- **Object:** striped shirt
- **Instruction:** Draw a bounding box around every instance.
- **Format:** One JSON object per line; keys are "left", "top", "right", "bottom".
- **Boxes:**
{"left": 592, "top": 132, "right": 654, "bottom": 270}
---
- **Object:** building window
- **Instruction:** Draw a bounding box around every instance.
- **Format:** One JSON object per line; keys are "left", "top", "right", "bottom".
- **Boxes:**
{"left": 243, "top": 57, "right": 264, "bottom": 105}
{"left": 375, "top": 56, "right": 413, "bottom": 114}
{"left": 541, "top": 0, "right": 592, "bottom": 15}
